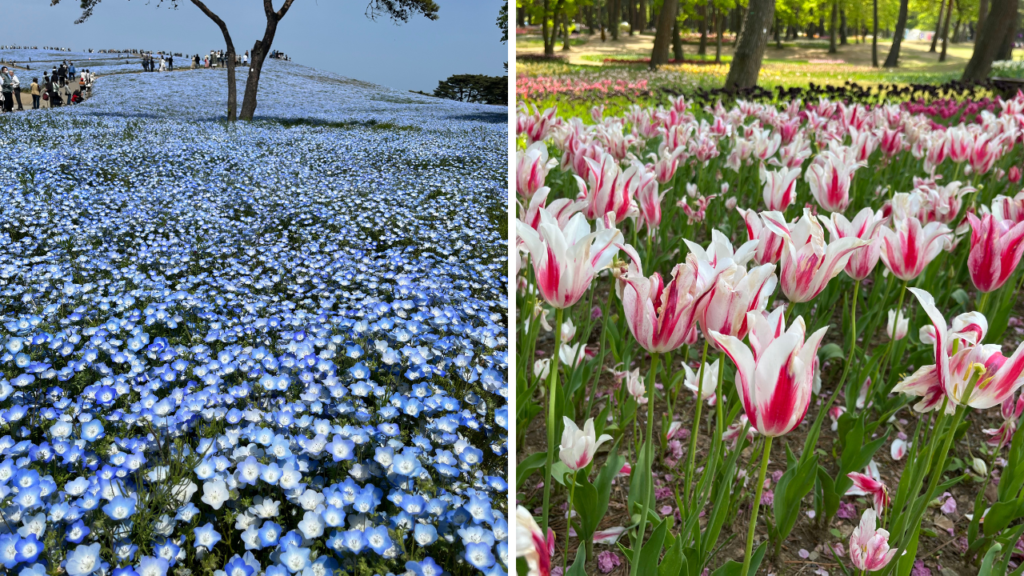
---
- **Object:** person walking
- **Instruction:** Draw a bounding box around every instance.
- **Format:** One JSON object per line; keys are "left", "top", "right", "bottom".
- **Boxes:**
{"left": 11, "top": 72, "right": 22, "bottom": 111}
{"left": 159, "top": 57, "right": 166, "bottom": 72}
{"left": 68, "top": 61, "right": 76, "bottom": 80}
{"left": 0, "top": 67, "right": 14, "bottom": 113}
{"left": 168, "top": 55, "right": 173, "bottom": 70}
{"left": 30, "top": 77, "right": 39, "bottom": 109}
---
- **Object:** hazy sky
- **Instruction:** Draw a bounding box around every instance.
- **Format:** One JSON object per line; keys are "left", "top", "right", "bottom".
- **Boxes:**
{"left": 2, "top": 0, "right": 507, "bottom": 92}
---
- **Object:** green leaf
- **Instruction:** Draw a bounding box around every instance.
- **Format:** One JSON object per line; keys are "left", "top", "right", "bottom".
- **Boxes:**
{"left": 819, "top": 342, "right": 845, "bottom": 362}
{"left": 817, "top": 465, "right": 840, "bottom": 525}
{"left": 637, "top": 519, "right": 668, "bottom": 573}
{"left": 952, "top": 288, "right": 969, "bottom": 306}
{"left": 550, "top": 460, "right": 571, "bottom": 486}
{"left": 659, "top": 533, "right": 687, "bottom": 576}
{"left": 984, "top": 498, "right": 1021, "bottom": 537}
{"left": 566, "top": 543, "right": 588, "bottom": 576}
{"left": 627, "top": 441, "right": 658, "bottom": 526}
{"left": 978, "top": 543, "right": 1002, "bottom": 576}
{"left": 516, "top": 452, "right": 548, "bottom": 490}
{"left": 773, "top": 444, "right": 817, "bottom": 544}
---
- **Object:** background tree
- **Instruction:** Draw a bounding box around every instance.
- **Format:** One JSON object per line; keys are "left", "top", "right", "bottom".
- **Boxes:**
{"left": 53, "top": 0, "right": 439, "bottom": 121}
{"left": 433, "top": 74, "right": 507, "bottom": 104}
{"left": 963, "top": 0, "right": 1018, "bottom": 79}
{"left": 883, "top": 0, "right": 910, "bottom": 66}
{"left": 725, "top": 0, "right": 774, "bottom": 88}
{"left": 651, "top": 0, "right": 681, "bottom": 66}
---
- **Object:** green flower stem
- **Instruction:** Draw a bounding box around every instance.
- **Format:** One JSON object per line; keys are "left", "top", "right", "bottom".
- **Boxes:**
{"left": 541, "top": 307, "right": 565, "bottom": 536}
{"left": 628, "top": 351, "right": 660, "bottom": 576}
{"left": 684, "top": 340, "right": 709, "bottom": 507}
{"left": 875, "top": 281, "right": 908, "bottom": 391}
{"left": 741, "top": 436, "right": 774, "bottom": 576}
{"left": 716, "top": 351, "right": 725, "bottom": 441}
{"left": 563, "top": 470, "right": 578, "bottom": 574}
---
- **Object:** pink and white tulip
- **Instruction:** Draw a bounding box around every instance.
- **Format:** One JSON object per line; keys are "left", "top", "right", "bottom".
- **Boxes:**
{"left": 966, "top": 213, "right": 1024, "bottom": 293}
{"left": 886, "top": 309, "right": 908, "bottom": 341}
{"left": 619, "top": 256, "right": 711, "bottom": 353}
{"left": 765, "top": 209, "right": 868, "bottom": 302}
{"left": 559, "top": 416, "right": 613, "bottom": 471}
{"left": 738, "top": 208, "right": 789, "bottom": 265}
{"left": 517, "top": 142, "right": 558, "bottom": 199}
{"left": 819, "top": 208, "right": 886, "bottom": 280}
{"left": 847, "top": 472, "right": 890, "bottom": 512}
{"left": 710, "top": 309, "right": 828, "bottom": 437}
{"left": 575, "top": 154, "right": 640, "bottom": 224}
{"left": 634, "top": 163, "right": 667, "bottom": 235}
{"left": 893, "top": 288, "right": 1024, "bottom": 413}
{"left": 683, "top": 358, "right": 720, "bottom": 403}
{"left": 516, "top": 506, "right": 554, "bottom": 576}
{"left": 516, "top": 211, "right": 623, "bottom": 309}
{"left": 806, "top": 151, "right": 859, "bottom": 213}
{"left": 849, "top": 509, "right": 897, "bottom": 572}
{"left": 697, "top": 263, "right": 778, "bottom": 341}
{"left": 879, "top": 214, "right": 951, "bottom": 281}
{"left": 760, "top": 165, "right": 801, "bottom": 212}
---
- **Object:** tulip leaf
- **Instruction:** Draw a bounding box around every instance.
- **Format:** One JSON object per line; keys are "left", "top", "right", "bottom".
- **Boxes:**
{"left": 984, "top": 498, "right": 1021, "bottom": 536}
{"left": 658, "top": 533, "right": 687, "bottom": 576}
{"left": 550, "top": 461, "right": 571, "bottom": 486}
{"left": 627, "top": 441, "right": 658, "bottom": 526}
{"left": 516, "top": 451, "right": 548, "bottom": 490}
{"left": 638, "top": 519, "right": 668, "bottom": 573}
{"left": 951, "top": 288, "right": 969, "bottom": 307}
{"left": 772, "top": 443, "right": 818, "bottom": 545}
{"left": 998, "top": 420, "right": 1024, "bottom": 502}
{"left": 566, "top": 543, "right": 588, "bottom": 576}
{"left": 978, "top": 543, "right": 1002, "bottom": 576}
{"left": 817, "top": 465, "right": 840, "bottom": 526}
{"left": 818, "top": 342, "right": 845, "bottom": 362}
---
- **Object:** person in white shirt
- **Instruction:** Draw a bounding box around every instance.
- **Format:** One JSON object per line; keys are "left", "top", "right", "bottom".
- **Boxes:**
{"left": 11, "top": 72, "right": 22, "bottom": 111}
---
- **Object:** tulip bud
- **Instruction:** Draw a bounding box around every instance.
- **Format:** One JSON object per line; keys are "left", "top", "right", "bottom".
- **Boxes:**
{"left": 559, "top": 417, "right": 613, "bottom": 471}
{"left": 1010, "top": 166, "right": 1022, "bottom": 183}
{"left": 625, "top": 368, "right": 647, "bottom": 405}
{"left": 972, "top": 457, "right": 988, "bottom": 476}
{"left": 534, "top": 359, "right": 550, "bottom": 380}
{"left": 886, "top": 309, "right": 908, "bottom": 341}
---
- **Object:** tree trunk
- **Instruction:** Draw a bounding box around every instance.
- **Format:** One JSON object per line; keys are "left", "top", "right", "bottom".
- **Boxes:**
{"left": 191, "top": 0, "right": 237, "bottom": 121}
{"left": 699, "top": 3, "right": 709, "bottom": 55}
{"left": 542, "top": 0, "right": 553, "bottom": 55}
{"left": 240, "top": 0, "right": 295, "bottom": 121}
{"left": 883, "top": 0, "right": 910, "bottom": 67}
{"left": 735, "top": 6, "right": 747, "bottom": 45}
{"left": 639, "top": 0, "right": 647, "bottom": 30}
{"left": 673, "top": 18, "right": 685, "bottom": 60}
{"left": 829, "top": 0, "right": 839, "bottom": 53}
{"left": 996, "top": 12, "right": 1016, "bottom": 59}
{"left": 940, "top": 0, "right": 953, "bottom": 60}
{"left": 963, "top": 0, "right": 1017, "bottom": 80}
{"left": 725, "top": 0, "right": 775, "bottom": 89}
{"left": 840, "top": 7, "right": 849, "bottom": 44}
{"left": 610, "top": 0, "right": 620, "bottom": 39}
{"left": 719, "top": 8, "right": 727, "bottom": 60}
{"left": 977, "top": 0, "right": 989, "bottom": 44}
{"left": 562, "top": 13, "right": 572, "bottom": 50}
{"left": 775, "top": 12, "right": 783, "bottom": 47}
{"left": 930, "top": 0, "right": 945, "bottom": 52}
{"left": 650, "top": 0, "right": 680, "bottom": 66}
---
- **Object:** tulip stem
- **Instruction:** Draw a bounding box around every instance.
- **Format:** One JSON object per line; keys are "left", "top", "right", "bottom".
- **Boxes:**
{"left": 836, "top": 281, "right": 859, "bottom": 407}
{"left": 685, "top": 340, "right": 709, "bottom": 507}
{"left": 563, "top": 469, "right": 578, "bottom": 574}
{"left": 978, "top": 290, "right": 991, "bottom": 317}
{"left": 629, "top": 351, "right": 660, "bottom": 576}
{"left": 741, "top": 435, "right": 773, "bottom": 576}
{"left": 716, "top": 351, "right": 726, "bottom": 441}
{"left": 875, "top": 281, "right": 908, "bottom": 393}
{"left": 541, "top": 307, "right": 565, "bottom": 537}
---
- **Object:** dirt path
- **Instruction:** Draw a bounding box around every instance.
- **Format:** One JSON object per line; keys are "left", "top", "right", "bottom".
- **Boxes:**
{"left": 517, "top": 33, "right": 975, "bottom": 73}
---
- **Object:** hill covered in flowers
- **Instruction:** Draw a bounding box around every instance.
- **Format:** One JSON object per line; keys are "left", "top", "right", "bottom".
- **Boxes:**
{"left": 0, "top": 51, "right": 508, "bottom": 576}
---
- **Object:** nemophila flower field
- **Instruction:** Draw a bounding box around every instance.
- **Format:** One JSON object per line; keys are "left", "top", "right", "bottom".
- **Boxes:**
{"left": 514, "top": 93, "right": 1024, "bottom": 576}
{"left": 0, "top": 51, "right": 508, "bottom": 576}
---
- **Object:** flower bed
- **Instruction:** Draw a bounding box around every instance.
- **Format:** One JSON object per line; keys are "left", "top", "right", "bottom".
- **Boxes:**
{"left": 515, "top": 92, "right": 1024, "bottom": 575}
{"left": 0, "top": 51, "right": 508, "bottom": 576}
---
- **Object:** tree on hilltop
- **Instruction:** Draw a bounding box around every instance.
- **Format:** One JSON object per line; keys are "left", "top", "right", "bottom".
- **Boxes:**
{"left": 51, "top": 0, "right": 440, "bottom": 121}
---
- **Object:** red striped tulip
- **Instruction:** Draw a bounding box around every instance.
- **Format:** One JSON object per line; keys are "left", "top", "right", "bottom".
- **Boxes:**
{"left": 992, "top": 192, "right": 1024, "bottom": 224}
{"left": 517, "top": 142, "right": 558, "bottom": 200}
{"left": 849, "top": 509, "right": 896, "bottom": 572}
{"left": 697, "top": 263, "right": 777, "bottom": 342}
{"left": 847, "top": 472, "right": 890, "bottom": 512}
{"left": 879, "top": 214, "right": 951, "bottom": 281}
{"left": 634, "top": 163, "right": 667, "bottom": 235}
{"left": 738, "top": 209, "right": 788, "bottom": 265}
{"left": 516, "top": 211, "right": 623, "bottom": 309}
{"left": 620, "top": 261, "right": 705, "bottom": 353}
{"left": 519, "top": 188, "right": 583, "bottom": 231}
{"left": 520, "top": 105, "right": 560, "bottom": 146}
{"left": 969, "top": 133, "right": 1005, "bottom": 175}
{"left": 760, "top": 165, "right": 801, "bottom": 212}
{"left": 575, "top": 154, "right": 640, "bottom": 224}
{"left": 516, "top": 506, "right": 554, "bottom": 576}
{"left": 806, "top": 151, "right": 859, "bottom": 213}
{"left": 765, "top": 209, "right": 868, "bottom": 303}
{"left": 683, "top": 358, "right": 720, "bottom": 403}
{"left": 966, "top": 213, "right": 1024, "bottom": 293}
{"left": 559, "top": 417, "right": 613, "bottom": 471}
{"left": 945, "top": 125, "right": 972, "bottom": 164}
{"left": 893, "top": 288, "right": 1024, "bottom": 413}
{"left": 819, "top": 208, "right": 885, "bottom": 280}
{"left": 710, "top": 309, "right": 828, "bottom": 437}
{"left": 683, "top": 229, "right": 758, "bottom": 284}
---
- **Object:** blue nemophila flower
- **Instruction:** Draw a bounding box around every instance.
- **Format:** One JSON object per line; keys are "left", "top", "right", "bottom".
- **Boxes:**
{"left": 102, "top": 496, "right": 137, "bottom": 521}
{"left": 464, "top": 542, "right": 496, "bottom": 570}
{"left": 65, "top": 542, "right": 103, "bottom": 576}
{"left": 193, "top": 523, "right": 221, "bottom": 551}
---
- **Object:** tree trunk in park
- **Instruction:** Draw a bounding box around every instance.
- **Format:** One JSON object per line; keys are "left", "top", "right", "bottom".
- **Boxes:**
{"left": 775, "top": 13, "right": 783, "bottom": 48}
{"left": 628, "top": 0, "right": 635, "bottom": 34}
{"left": 719, "top": 9, "right": 727, "bottom": 60}
{"left": 639, "top": 0, "right": 647, "bottom": 30}
{"left": 840, "top": 7, "right": 849, "bottom": 44}
{"left": 699, "top": 3, "right": 709, "bottom": 55}
{"left": 996, "top": 13, "right": 1015, "bottom": 59}
{"left": 725, "top": 0, "right": 775, "bottom": 89}
{"left": 940, "top": 0, "right": 953, "bottom": 60}
{"left": 562, "top": 13, "right": 572, "bottom": 50}
{"left": 883, "top": 0, "right": 910, "bottom": 67}
{"left": 829, "top": 0, "right": 838, "bottom": 53}
{"left": 239, "top": 0, "right": 295, "bottom": 121}
{"left": 977, "top": 0, "right": 989, "bottom": 44}
{"left": 190, "top": 0, "right": 237, "bottom": 121}
{"left": 674, "top": 19, "right": 685, "bottom": 60}
{"left": 610, "top": 0, "right": 620, "bottom": 39}
{"left": 650, "top": 0, "right": 680, "bottom": 67}
{"left": 963, "top": 0, "right": 1017, "bottom": 80}
{"left": 930, "top": 0, "right": 945, "bottom": 52}
{"left": 735, "top": 7, "right": 746, "bottom": 45}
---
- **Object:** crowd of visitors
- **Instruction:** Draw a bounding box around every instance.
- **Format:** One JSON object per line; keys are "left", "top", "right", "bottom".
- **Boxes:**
{"left": 0, "top": 62, "right": 94, "bottom": 113}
